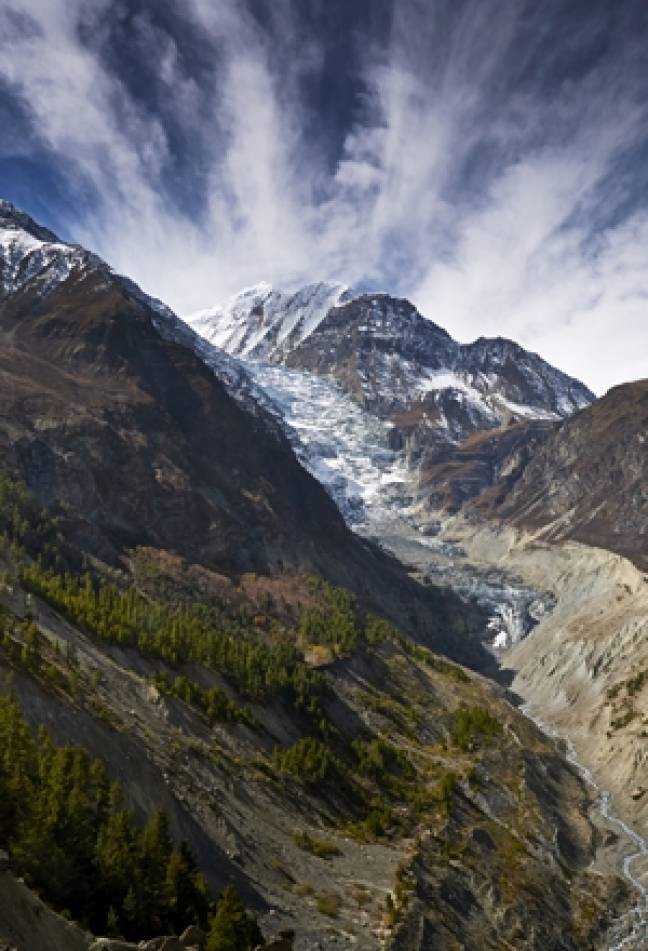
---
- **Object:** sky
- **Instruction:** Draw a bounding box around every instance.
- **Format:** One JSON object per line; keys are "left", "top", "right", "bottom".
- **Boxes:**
{"left": 1, "top": 0, "right": 647, "bottom": 394}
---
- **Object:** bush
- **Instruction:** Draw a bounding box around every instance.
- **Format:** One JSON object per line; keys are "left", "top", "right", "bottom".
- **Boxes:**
{"left": 316, "top": 891, "right": 340, "bottom": 917}
{"left": 439, "top": 771, "right": 459, "bottom": 814}
{"left": 362, "top": 800, "right": 394, "bottom": 839}
{"left": 352, "top": 737, "right": 415, "bottom": 783}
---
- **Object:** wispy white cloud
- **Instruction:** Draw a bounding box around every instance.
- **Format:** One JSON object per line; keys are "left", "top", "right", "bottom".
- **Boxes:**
{"left": 0, "top": 0, "right": 646, "bottom": 393}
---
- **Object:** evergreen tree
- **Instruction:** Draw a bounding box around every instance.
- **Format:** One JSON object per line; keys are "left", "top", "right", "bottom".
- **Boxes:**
{"left": 206, "top": 886, "right": 263, "bottom": 951}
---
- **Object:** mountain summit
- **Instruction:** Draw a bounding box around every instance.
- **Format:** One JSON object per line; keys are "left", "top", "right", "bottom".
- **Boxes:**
{"left": 188, "top": 284, "right": 593, "bottom": 434}
{"left": 187, "top": 284, "right": 594, "bottom": 526}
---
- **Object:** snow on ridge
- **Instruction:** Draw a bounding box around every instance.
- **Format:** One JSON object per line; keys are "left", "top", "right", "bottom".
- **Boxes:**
{"left": 0, "top": 225, "right": 87, "bottom": 296}
{"left": 186, "top": 281, "right": 349, "bottom": 360}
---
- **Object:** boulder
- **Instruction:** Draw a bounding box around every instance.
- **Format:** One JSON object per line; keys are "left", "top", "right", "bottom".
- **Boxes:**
{"left": 90, "top": 941, "right": 139, "bottom": 951}
{"left": 179, "top": 926, "right": 206, "bottom": 949}
{"left": 141, "top": 939, "right": 183, "bottom": 951}
{"left": 255, "top": 931, "right": 295, "bottom": 950}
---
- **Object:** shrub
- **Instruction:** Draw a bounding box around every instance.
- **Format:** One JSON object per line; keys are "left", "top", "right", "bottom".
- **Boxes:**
{"left": 271, "top": 738, "right": 337, "bottom": 785}
{"left": 293, "top": 830, "right": 341, "bottom": 858}
{"left": 316, "top": 891, "right": 340, "bottom": 917}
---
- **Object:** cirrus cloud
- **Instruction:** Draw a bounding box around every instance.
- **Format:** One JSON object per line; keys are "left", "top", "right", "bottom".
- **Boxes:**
{"left": 0, "top": 0, "right": 647, "bottom": 393}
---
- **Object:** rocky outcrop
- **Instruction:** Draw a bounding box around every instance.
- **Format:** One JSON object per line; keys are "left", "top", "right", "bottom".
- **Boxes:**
{"left": 417, "top": 419, "right": 553, "bottom": 512}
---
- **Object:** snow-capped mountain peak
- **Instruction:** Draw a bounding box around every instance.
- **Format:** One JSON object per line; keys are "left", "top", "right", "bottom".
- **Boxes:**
{"left": 188, "top": 280, "right": 350, "bottom": 361}
{"left": 187, "top": 282, "right": 594, "bottom": 424}
{"left": 184, "top": 280, "right": 594, "bottom": 531}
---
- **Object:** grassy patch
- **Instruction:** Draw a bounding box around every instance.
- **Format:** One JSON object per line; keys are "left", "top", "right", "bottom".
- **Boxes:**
{"left": 316, "top": 891, "right": 340, "bottom": 917}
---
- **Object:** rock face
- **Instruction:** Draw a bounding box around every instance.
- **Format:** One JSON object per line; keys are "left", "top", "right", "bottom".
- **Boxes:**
{"left": 469, "top": 379, "right": 648, "bottom": 570}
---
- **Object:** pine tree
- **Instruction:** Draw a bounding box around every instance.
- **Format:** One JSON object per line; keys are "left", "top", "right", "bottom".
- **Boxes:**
{"left": 206, "top": 885, "right": 263, "bottom": 951}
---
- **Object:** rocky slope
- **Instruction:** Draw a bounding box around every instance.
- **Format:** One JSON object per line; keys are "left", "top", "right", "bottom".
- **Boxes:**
{"left": 0, "top": 859, "right": 90, "bottom": 951}
{"left": 468, "top": 380, "right": 648, "bottom": 571}
{"left": 434, "top": 519, "right": 648, "bottom": 829}
{"left": 0, "top": 547, "right": 628, "bottom": 950}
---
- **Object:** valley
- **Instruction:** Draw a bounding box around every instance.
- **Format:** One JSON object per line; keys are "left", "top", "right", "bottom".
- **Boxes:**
{"left": 239, "top": 351, "right": 648, "bottom": 946}
{"left": 0, "top": 203, "right": 645, "bottom": 950}
{"left": 188, "top": 284, "right": 647, "bottom": 949}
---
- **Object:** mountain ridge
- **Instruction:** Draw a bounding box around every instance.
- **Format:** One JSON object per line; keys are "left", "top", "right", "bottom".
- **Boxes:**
{"left": 187, "top": 284, "right": 594, "bottom": 488}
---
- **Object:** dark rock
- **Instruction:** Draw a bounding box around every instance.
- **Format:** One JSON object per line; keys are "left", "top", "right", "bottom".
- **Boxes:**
{"left": 179, "top": 926, "right": 206, "bottom": 948}
{"left": 90, "top": 940, "right": 139, "bottom": 951}
{"left": 141, "top": 939, "right": 183, "bottom": 951}
{"left": 255, "top": 931, "right": 295, "bottom": 950}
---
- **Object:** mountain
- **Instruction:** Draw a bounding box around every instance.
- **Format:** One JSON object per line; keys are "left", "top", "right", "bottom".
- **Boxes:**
{"left": 0, "top": 202, "right": 632, "bottom": 950}
{"left": 190, "top": 281, "right": 351, "bottom": 362}
{"left": 187, "top": 280, "right": 648, "bottom": 881}
{"left": 468, "top": 379, "right": 648, "bottom": 570}
{"left": 189, "top": 285, "right": 593, "bottom": 446}
{"left": 0, "top": 201, "right": 339, "bottom": 574}
{"left": 0, "top": 201, "right": 490, "bottom": 666}
{"left": 187, "top": 285, "right": 594, "bottom": 532}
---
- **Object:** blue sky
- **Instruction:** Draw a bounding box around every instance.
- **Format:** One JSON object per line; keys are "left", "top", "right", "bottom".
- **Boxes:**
{"left": 1, "top": 0, "right": 647, "bottom": 393}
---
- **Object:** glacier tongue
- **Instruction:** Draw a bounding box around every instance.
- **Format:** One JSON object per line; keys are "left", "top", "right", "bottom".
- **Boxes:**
{"left": 234, "top": 362, "right": 552, "bottom": 657}
{"left": 245, "top": 361, "right": 417, "bottom": 529}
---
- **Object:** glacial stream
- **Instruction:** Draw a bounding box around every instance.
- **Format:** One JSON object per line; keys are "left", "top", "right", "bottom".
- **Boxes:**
{"left": 525, "top": 712, "right": 648, "bottom": 950}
